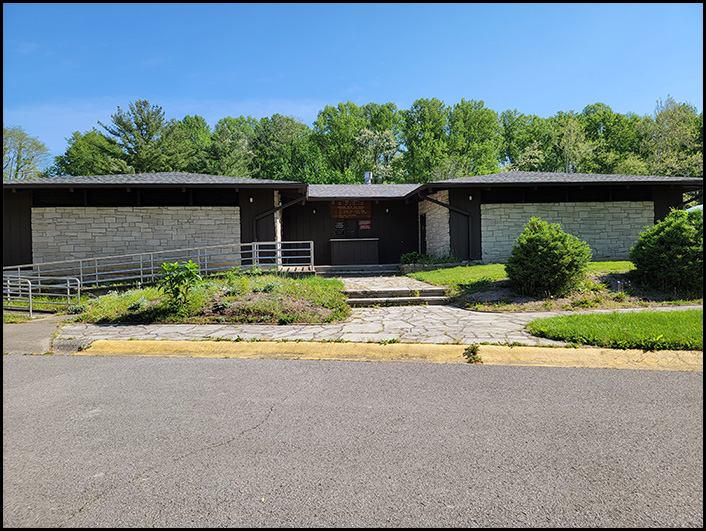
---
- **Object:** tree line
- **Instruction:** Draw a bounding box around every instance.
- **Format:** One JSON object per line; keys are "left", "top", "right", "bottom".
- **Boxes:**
{"left": 3, "top": 96, "right": 703, "bottom": 185}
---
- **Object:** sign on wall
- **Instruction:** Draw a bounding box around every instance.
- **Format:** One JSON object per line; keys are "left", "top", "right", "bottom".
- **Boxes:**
{"left": 358, "top": 219, "right": 371, "bottom": 230}
{"left": 329, "top": 200, "right": 371, "bottom": 219}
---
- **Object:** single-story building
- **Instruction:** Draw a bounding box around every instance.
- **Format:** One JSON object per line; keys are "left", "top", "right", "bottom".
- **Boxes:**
{"left": 3, "top": 171, "right": 702, "bottom": 268}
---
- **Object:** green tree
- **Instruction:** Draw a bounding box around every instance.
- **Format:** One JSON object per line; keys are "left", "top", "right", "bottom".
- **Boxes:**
{"left": 311, "top": 101, "right": 367, "bottom": 182}
{"left": 178, "top": 115, "right": 212, "bottom": 173}
{"left": 46, "top": 129, "right": 130, "bottom": 177}
{"left": 3, "top": 125, "right": 51, "bottom": 179}
{"left": 204, "top": 116, "right": 255, "bottom": 177}
{"left": 639, "top": 96, "right": 703, "bottom": 178}
{"left": 249, "top": 114, "right": 335, "bottom": 183}
{"left": 547, "top": 111, "right": 589, "bottom": 173}
{"left": 98, "top": 99, "right": 191, "bottom": 173}
{"left": 354, "top": 128, "right": 404, "bottom": 182}
{"left": 499, "top": 110, "right": 552, "bottom": 171}
{"left": 400, "top": 98, "right": 449, "bottom": 183}
{"left": 447, "top": 98, "right": 502, "bottom": 176}
{"left": 579, "top": 103, "right": 646, "bottom": 174}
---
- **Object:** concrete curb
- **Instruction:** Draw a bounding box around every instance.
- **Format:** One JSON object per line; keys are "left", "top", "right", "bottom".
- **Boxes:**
{"left": 71, "top": 340, "right": 703, "bottom": 371}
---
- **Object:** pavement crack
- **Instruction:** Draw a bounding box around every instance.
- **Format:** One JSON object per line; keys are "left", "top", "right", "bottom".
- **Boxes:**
{"left": 62, "top": 403, "right": 277, "bottom": 526}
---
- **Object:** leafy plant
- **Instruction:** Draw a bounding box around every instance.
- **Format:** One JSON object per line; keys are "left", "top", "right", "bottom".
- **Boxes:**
{"left": 463, "top": 344, "right": 483, "bottom": 364}
{"left": 157, "top": 260, "right": 203, "bottom": 305}
{"left": 505, "top": 217, "right": 593, "bottom": 298}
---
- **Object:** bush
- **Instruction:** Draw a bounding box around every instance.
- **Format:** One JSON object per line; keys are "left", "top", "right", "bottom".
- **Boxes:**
{"left": 157, "top": 260, "right": 203, "bottom": 305}
{"left": 505, "top": 217, "right": 593, "bottom": 298}
{"left": 629, "top": 209, "right": 703, "bottom": 297}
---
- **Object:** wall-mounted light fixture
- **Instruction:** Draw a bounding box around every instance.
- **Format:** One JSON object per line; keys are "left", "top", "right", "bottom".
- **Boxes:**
{"left": 249, "top": 197, "right": 254, "bottom": 203}
{"left": 468, "top": 195, "right": 473, "bottom": 201}
{"left": 312, "top": 209, "right": 316, "bottom": 214}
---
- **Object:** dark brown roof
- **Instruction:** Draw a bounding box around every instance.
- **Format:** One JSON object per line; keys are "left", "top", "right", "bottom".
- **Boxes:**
{"left": 432, "top": 170, "right": 703, "bottom": 188}
{"left": 2, "top": 172, "right": 306, "bottom": 189}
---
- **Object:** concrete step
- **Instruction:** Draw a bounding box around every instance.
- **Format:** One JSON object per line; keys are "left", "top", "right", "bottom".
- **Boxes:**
{"left": 346, "top": 295, "right": 450, "bottom": 307}
{"left": 344, "top": 287, "right": 448, "bottom": 298}
{"left": 315, "top": 264, "right": 400, "bottom": 277}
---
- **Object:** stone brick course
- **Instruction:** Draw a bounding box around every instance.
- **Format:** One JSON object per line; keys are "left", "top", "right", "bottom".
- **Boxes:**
{"left": 481, "top": 201, "right": 653, "bottom": 263}
{"left": 418, "top": 190, "right": 450, "bottom": 257}
{"left": 31, "top": 206, "right": 241, "bottom": 263}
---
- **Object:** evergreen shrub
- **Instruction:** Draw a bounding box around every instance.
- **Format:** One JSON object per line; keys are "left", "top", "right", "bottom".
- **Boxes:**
{"left": 505, "top": 217, "right": 593, "bottom": 298}
{"left": 629, "top": 209, "right": 703, "bottom": 297}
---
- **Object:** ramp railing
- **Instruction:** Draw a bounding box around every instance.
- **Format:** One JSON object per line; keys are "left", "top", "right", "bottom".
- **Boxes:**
{"left": 3, "top": 241, "right": 314, "bottom": 312}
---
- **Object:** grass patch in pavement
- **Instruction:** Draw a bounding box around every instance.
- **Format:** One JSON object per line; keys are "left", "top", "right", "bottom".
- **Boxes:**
{"left": 526, "top": 309, "right": 703, "bottom": 351}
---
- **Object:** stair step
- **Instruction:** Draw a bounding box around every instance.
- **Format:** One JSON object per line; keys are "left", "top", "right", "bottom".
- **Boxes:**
{"left": 315, "top": 264, "right": 400, "bottom": 277}
{"left": 346, "top": 296, "right": 450, "bottom": 307}
{"left": 344, "top": 288, "right": 447, "bottom": 298}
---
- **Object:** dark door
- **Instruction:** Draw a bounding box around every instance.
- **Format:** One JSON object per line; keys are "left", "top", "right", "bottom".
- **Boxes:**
{"left": 419, "top": 213, "right": 427, "bottom": 254}
{"left": 344, "top": 218, "right": 358, "bottom": 239}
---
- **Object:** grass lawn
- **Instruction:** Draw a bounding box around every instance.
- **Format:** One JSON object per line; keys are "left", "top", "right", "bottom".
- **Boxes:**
{"left": 70, "top": 272, "right": 351, "bottom": 325}
{"left": 409, "top": 261, "right": 635, "bottom": 291}
{"left": 408, "top": 261, "right": 701, "bottom": 311}
{"left": 526, "top": 309, "right": 703, "bottom": 351}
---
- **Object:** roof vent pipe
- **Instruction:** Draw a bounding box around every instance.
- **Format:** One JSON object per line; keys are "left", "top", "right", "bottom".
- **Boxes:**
{"left": 364, "top": 171, "right": 373, "bottom": 185}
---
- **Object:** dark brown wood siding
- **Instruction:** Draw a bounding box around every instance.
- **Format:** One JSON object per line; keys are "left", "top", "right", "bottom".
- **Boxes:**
{"left": 283, "top": 200, "right": 418, "bottom": 265}
{"left": 3, "top": 189, "right": 33, "bottom": 266}
{"left": 446, "top": 189, "right": 482, "bottom": 261}
{"left": 239, "top": 189, "right": 276, "bottom": 243}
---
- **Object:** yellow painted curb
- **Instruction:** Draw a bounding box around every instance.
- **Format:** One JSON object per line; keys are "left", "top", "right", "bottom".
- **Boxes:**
{"left": 479, "top": 345, "right": 703, "bottom": 371}
{"left": 72, "top": 340, "right": 703, "bottom": 371}
{"left": 74, "top": 340, "right": 468, "bottom": 363}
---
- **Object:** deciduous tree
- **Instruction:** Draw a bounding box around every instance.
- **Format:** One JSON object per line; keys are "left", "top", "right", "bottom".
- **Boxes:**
{"left": 3, "top": 125, "right": 51, "bottom": 179}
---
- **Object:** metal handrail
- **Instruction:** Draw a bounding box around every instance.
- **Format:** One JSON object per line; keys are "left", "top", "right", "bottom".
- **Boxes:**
{"left": 3, "top": 241, "right": 313, "bottom": 311}
{"left": 3, "top": 276, "right": 80, "bottom": 316}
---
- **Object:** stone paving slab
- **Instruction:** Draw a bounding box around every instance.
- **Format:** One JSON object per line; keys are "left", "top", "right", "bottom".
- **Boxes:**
{"left": 52, "top": 303, "right": 705, "bottom": 357}
{"left": 52, "top": 306, "right": 575, "bottom": 355}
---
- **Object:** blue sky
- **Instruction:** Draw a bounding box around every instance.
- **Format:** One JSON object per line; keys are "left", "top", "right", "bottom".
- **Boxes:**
{"left": 3, "top": 3, "right": 703, "bottom": 165}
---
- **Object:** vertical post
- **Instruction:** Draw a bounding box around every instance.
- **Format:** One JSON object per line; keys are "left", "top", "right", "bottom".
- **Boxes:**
{"left": 253, "top": 242, "right": 260, "bottom": 267}
{"left": 27, "top": 279, "right": 33, "bottom": 319}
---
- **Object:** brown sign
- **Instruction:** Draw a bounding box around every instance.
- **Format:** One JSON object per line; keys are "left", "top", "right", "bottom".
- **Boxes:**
{"left": 329, "top": 200, "right": 371, "bottom": 219}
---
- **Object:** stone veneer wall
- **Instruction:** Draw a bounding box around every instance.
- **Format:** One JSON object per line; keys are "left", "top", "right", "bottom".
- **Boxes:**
{"left": 31, "top": 206, "right": 241, "bottom": 263}
{"left": 418, "top": 190, "right": 450, "bottom": 257}
{"left": 480, "top": 201, "right": 653, "bottom": 263}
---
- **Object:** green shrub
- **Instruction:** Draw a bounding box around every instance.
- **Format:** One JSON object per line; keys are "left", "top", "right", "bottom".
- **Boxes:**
{"left": 157, "top": 260, "right": 203, "bottom": 305}
{"left": 629, "top": 209, "right": 703, "bottom": 297}
{"left": 505, "top": 217, "right": 593, "bottom": 298}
